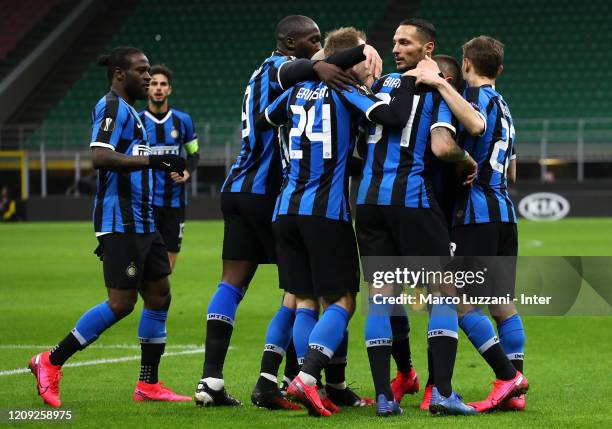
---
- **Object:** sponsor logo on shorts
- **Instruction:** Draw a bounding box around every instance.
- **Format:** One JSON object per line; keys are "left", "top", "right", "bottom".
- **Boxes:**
{"left": 126, "top": 262, "right": 138, "bottom": 278}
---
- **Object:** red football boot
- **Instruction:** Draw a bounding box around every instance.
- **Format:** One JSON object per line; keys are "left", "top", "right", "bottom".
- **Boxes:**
{"left": 29, "top": 352, "right": 62, "bottom": 408}
{"left": 286, "top": 376, "right": 332, "bottom": 417}
{"left": 391, "top": 368, "right": 420, "bottom": 403}
{"left": 501, "top": 394, "right": 526, "bottom": 411}
{"left": 320, "top": 394, "right": 341, "bottom": 414}
{"left": 419, "top": 384, "right": 433, "bottom": 410}
{"left": 133, "top": 380, "right": 192, "bottom": 402}
{"left": 469, "top": 371, "right": 528, "bottom": 412}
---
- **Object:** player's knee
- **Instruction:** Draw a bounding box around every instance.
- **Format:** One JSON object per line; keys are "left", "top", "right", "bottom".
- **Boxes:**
{"left": 282, "top": 292, "right": 296, "bottom": 309}
{"left": 145, "top": 289, "right": 172, "bottom": 311}
{"left": 490, "top": 303, "right": 517, "bottom": 322}
{"left": 107, "top": 295, "right": 137, "bottom": 319}
{"left": 323, "top": 293, "right": 356, "bottom": 317}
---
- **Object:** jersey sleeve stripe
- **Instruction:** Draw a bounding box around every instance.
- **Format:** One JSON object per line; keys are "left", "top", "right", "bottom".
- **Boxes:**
{"left": 365, "top": 100, "right": 386, "bottom": 121}
{"left": 89, "top": 142, "right": 116, "bottom": 150}
{"left": 476, "top": 110, "right": 487, "bottom": 136}
{"left": 265, "top": 108, "right": 282, "bottom": 127}
{"left": 276, "top": 60, "right": 291, "bottom": 90}
{"left": 430, "top": 121, "right": 456, "bottom": 136}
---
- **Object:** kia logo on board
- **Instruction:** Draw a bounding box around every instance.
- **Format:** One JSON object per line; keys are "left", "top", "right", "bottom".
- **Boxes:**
{"left": 518, "top": 192, "right": 570, "bottom": 221}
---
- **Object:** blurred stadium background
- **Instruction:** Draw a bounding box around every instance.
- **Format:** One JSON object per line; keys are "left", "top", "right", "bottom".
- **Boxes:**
{"left": 1, "top": 2, "right": 611, "bottom": 427}
{"left": 0, "top": 0, "right": 611, "bottom": 221}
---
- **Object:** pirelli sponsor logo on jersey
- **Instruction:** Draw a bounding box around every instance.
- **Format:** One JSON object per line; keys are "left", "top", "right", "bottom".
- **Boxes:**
{"left": 131, "top": 144, "right": 152, "bottom": 156}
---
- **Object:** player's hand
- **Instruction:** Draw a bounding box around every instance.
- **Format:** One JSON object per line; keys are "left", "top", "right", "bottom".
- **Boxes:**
{"left": 417, "top": 55, "right": 441, "bottom": 73}
{"left": 362, "top": 44, "right": 383, "bottom": 80}
{"left": 171, "top": 170, "right": 190, "bottom": 183}
{"left": 404, "top": 67, "right": 444, "bottom": 88}
{"left": 149, "top": 154, "right": 186, "bottom": 176}
{"left": 460, "top": 154, "right": 478, "bottom": 186}
{"left": 314, "top": 61, "right": 358, "bottom": 92}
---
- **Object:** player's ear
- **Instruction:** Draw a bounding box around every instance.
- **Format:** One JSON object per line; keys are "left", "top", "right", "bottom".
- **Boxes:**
{"left": 285, "top": 36, "right": 296, "bottom": 51}
{"left": 424, "top": 41, "right": 434, "bottom": 57}
{"left": 167, "top": 85, "right": 173, "bottom": 96}
{"left": 496, "top": 64, "right": 504, "bottom": 78}
{"left": 114, "top": 67, "right": 125, "bottom": 82}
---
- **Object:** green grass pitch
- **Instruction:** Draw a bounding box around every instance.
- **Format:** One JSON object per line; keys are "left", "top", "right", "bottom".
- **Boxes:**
{"left": 0, "top": 219, "right": 611, "bottom": 428}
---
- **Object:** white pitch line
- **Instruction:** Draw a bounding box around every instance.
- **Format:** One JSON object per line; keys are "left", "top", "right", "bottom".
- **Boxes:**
{"left": 0, "top": 344, "right": 203, "bottom": 350}
{"left": 0, "top": 348, "right": 205, "bottom": 377}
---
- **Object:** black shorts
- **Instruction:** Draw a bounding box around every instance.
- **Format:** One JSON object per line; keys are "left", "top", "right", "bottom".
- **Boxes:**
{"left": 355, "top": 204, "right": 451, "bottom": 256}
{"left": 273, "top": 215, "right": 360, "bottom": 298}
{"left": 221, "top": 192, "right": 276, "bottom": 264}
{"left": 452, "top": 222, "right": 518, "bottom": 299}
{"left": 153, "top": 205, "right": 185, "bottom": 253}
{"left": 94, "top": 232, "right": 171, "bottom": 290}
{"left": 452, "top": 222, "right": 518, "bottom": 256}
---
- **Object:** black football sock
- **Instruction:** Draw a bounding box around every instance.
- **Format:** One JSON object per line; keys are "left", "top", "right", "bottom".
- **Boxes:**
{"left": 391, "top": 337, "right": 412, "bottom": 373}
{"left": 301, "top": 348, "right": 330, "bottom": 382}
{"left": 202, "top": 320, "right": 233, "bottom": 379}
{"left": 511, "top": 359, "right": 524, "bottom": 373}
{"left": 255, "top": 375, "right": 278, "bottom": 392}
{"left": 367, "top": 345, "right": 393, "bottom": 401}
{"left": 390, "top": 315, "right": 412, "bottom": 373}
{"left": 482, "top": 344, "right": 517, "bottom": 381}
{"left": 324, "top": 359, "right": 347, "bottom": 386}
{"left": 202, "top": 282, "right": 244, "bottom": 380}
{"left": 49, "top": 332, "right": 83, "bottom": 366}
{"left": 425, "top": 346, "right": 434, "bottom": 386}
{"left": 428, "top": 336, "right": 457, "bottom": 398}
{"left": 283, "top": 339, "right": 299, "bottom": 380}
{"left": 255, "top": 350, "right": 283, "bottom": 390}
{"left": 140, "top": 343, "right": 165, "bottom": 384}
{"left": 324, "top": 329, "right": 348, "bottom": 386}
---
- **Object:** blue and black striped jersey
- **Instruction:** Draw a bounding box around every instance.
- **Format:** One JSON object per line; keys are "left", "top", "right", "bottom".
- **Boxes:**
{"left": 89, "top": 91, "right": 154, "bottom": 234}
{"left": 264, "top": 81, "right": 386, "bottom": 222}
{"left": 454, "top": 85, "right": 517, "bottom": 225}
{"left": 222, "top": 52, "right": 295, "bottom": 196}
{"left": 139, "top": 108, "right": 198, "bottom": 209}
{"left": 357, "top": 73, "right": 457, "bottom": 208}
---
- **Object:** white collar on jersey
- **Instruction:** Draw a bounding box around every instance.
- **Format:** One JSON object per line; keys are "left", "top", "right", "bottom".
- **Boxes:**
{"left": 144, "top": 110, "right": 172, "bottom": 124}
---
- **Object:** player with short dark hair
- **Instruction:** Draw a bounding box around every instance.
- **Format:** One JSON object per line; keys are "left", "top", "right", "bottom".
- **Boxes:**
{"left": 195, "top": 15, "right": 383, "bottom": 408}
{"left": 250, "top": 26, "right": 382, "bottom": 413}
{"left": 359, "top": 19, "right": 478, "bottom": 416}
{"left": 28, "top": 46, "right": 190, "bottom": 407}
{"left": 140, "top": 64, "right": 199, "bottom": 269}
{"left": 408, "top": 35, "right": 528, "bottom": 412}
{"left": 260, "top": 28, "right": 416, "bottom": 417}
{"left": 429, "top": 54, "right": 465, "bottom": 227}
